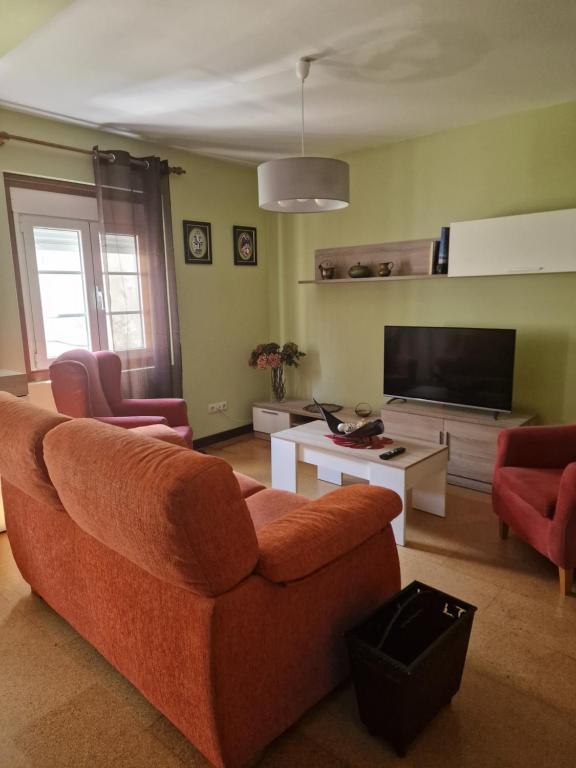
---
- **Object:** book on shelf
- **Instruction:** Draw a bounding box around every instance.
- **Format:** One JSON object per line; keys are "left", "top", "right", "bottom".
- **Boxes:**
{"left": 428, "top": 240, "right": 440, "bottom": 275}
{"left": 436, "top": 227, "right": 450, "bottom": 274}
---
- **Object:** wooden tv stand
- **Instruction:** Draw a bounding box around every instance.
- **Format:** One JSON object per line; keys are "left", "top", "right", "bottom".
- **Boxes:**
{"left": 252, "top": 399, "right": 535, "bottom": 493}
{"left": 381, "top": 400, "right": 535, "bottom": 492}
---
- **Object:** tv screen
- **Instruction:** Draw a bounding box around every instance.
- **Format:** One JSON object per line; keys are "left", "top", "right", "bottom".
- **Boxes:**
{"left": 384, "top": 326, "right": 516, "bottom": 413}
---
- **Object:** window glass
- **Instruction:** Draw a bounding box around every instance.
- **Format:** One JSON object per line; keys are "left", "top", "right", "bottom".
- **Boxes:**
{"left": 107, "top": 274, "right": 141, "bottom": 312}
{"left": 103, "top": 233, "right": 138, "bottom": 272}
{"left": 108, "top": 314, "right": 144, "bottom": 351}
{"left": 33, "top": 226, "right": 91, "bottom": 361}
{"left": 33, "top": 227, "right": 82, "bottom": 271}
{"left": 102, "top": 233, "right": 146, "bottom": 352}
{"left": 44, "top": 316, "right": 89, "bottom": 359}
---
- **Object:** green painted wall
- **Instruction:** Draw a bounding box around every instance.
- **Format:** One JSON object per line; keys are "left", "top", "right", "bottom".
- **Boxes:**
{"left": 0, "top": 108, "right": 276, "bottom": 437}
{"left": 2, "top": 99, "right": 576, "bottom": 435}
{"left": 276, "top": 101, "right": 576, "bottom": 424}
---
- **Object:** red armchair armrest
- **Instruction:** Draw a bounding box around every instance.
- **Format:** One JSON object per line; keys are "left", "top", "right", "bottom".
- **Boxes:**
{"left": 112, "top": 398, "right": 189, "bottom": 427}
{"left": 255, "top": 485, "right": 401, "bottom": 583}
{"left": 95, "top": 415, "right": 168, "bottom": 429}
{"left": 496, "top": 425, "right": 576, "bottom": 470}
{"left": 549, "top": 462, "right": 576, "bottom": 569}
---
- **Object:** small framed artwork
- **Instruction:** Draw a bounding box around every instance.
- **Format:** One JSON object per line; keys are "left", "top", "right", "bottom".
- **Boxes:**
{"left": 183, "top": 220, "right": 212, "bottom": 264}
{"left": 233, "top": 225, "right": 257, "bottom": 266}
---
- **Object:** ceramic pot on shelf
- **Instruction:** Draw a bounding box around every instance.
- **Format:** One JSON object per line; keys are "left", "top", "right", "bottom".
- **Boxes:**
{"left": 318, "top": 261, "right": 336, "bottom": 280}
{"left": 348, "top": 262, "right": 372, "bottom": 279}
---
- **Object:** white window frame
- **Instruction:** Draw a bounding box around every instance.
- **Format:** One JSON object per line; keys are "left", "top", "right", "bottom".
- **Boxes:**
{"left": 18, "top": 214, "right": 102, "bottom": 370}
{"left": 11, "top": 187, "right": 148, "bottom": 373}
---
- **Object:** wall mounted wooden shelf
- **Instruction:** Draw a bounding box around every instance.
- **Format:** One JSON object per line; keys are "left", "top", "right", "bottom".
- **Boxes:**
{"left": 314, "top": 237, "right": 437, "bottom": 281}
{"left": 299, "top": 274, "right": 448, "bottom": 285}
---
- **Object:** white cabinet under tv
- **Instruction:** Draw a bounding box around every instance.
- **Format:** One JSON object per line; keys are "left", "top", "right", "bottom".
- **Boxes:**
{"left": 448, "top": 208, "right": 576, "bottom": 277}
{"left": 381, "top": 401, "right": 535, "bottom": 492}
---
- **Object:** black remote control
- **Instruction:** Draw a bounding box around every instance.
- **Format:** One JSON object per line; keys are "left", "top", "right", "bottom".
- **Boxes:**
{"left": 379, "top": 447, "right": 406, "bottom": 460}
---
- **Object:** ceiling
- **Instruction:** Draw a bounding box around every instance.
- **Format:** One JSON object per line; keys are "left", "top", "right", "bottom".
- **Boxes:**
{"left": 1, "top": 0, "right": 576, "bottom": 163}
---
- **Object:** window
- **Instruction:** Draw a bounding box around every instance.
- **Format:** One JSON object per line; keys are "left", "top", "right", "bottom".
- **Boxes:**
{"left": 16, "top": 205, "right": 147, "bottom": 372}
{"left": 102, "top": 234, "right": 146, "bottom": 353}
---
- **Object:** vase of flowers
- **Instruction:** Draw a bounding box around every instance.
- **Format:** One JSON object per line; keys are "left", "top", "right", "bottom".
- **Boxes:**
{"left": 249, "top": 342, "right": 305, "bottom": 402}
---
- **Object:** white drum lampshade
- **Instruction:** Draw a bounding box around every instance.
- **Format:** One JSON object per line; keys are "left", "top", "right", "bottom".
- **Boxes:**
{"left": 258, "top": 156, "right": 350, "bottom": 213}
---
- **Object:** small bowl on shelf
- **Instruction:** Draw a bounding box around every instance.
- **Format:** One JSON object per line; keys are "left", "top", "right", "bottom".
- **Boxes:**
{"left": 348, "top": 262, "right": 372, "bottom": 279}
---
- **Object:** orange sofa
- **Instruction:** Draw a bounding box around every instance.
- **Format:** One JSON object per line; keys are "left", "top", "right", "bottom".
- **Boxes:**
{"left": 0, "top": 392, "right": 401, "bottom": 768}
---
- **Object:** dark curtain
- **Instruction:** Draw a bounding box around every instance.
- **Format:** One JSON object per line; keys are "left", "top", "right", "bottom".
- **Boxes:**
{"left": 93, "top": 148, "right": 182, "bottom": 398}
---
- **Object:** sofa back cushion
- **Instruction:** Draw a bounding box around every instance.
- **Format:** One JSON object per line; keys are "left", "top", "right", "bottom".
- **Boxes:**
{"left": 0, "top": 392, "right": 69, "bottom": 508}
{"left": 50, "top": 349, "right": 113, "bottom": 417}
{"left": 43, "top": 419, "right": 259, "bottom": 595}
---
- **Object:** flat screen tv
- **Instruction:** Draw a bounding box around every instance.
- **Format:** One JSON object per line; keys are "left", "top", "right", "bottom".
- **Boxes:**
{"left": 384, "top": 326, "right": 516, "bottom": 413}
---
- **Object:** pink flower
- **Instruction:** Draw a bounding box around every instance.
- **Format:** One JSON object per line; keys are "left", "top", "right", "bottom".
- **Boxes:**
{"left": 268, "top": 352, "right": 282, "bottom": 369}
{"left": 257, "top": 354, "right": 268, "bottom": 369}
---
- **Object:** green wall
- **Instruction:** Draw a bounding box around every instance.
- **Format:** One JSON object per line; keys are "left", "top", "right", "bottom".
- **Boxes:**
{"left": 2, "top": 99, "right": 576, "bottom": 434}
{"left": 276, "top": 101, "right": 576, "bottom": 424}
{"left": 0, "top": 108, "right": 275, "bottom": 437}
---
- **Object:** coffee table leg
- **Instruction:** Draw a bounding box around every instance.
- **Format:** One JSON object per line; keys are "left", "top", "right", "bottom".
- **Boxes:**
{"left": 271, "top": 437, "right": 297, "bottom": 492}
{"left": 368, "top": 466, "right": 406, "bottom": 547}
{"left": 412, "top": 468, "right": 446, "bottom": 517}
{"left": 317, "top": 467, "right": 343, "bottom": 485}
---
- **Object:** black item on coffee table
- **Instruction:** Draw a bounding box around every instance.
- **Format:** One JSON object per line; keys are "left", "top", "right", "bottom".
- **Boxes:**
{"left": 313, "top": 399, "right": 384, "bottom": 441}
{"left": 346, "top": 581, "right": 476, "bottom": 756}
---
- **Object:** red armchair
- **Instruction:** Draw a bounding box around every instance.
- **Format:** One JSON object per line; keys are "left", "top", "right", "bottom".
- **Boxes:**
{"left": 49, "top": 349, "right": 192, "bottom": 446}
{"left": 493, "top": 425, "right": 576, "bottom": 595}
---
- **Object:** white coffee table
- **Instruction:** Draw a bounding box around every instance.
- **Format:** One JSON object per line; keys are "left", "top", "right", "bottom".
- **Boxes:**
{"left": 271, "top": 420, "right": 448, "bottom": 546}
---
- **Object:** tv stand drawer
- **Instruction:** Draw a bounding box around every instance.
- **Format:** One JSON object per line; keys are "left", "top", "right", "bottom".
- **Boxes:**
{"left": 252, "top": 407, "right": 291, "bottom": 436}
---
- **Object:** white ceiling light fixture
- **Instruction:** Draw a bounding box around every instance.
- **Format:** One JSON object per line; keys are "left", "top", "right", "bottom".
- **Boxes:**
{"left": 258, "top": 58, "right": 350, "bottom": 213}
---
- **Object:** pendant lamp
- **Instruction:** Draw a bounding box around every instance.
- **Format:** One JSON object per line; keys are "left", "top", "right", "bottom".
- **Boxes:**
{"left": 258, "top": 58, "right": 349, "bottom": 213}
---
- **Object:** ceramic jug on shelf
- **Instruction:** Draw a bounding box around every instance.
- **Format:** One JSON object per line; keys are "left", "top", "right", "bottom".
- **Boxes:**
{"left": 378, "top": 261, "right": 394, "bottom": 277}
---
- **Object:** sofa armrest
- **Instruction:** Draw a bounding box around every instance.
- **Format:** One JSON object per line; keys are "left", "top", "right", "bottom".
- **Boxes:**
{"left": 255, "top": 485, "right": 401, "bottom": 583}
{"left": 496, "top": 425, "right": 576, "bottom": 470}
{"left": 113, "top": 398, "right": 189, "bottom": 427}
{"left": 131, "top": 424, "right": 189, "bottom": 446}
{"left": 95, "top": 415, "right": 168, "bottom": 428}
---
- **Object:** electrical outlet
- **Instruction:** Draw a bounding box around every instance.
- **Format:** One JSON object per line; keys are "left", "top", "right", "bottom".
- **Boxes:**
{"left": 208, "top": 401, "right": 228, "bottom": 414}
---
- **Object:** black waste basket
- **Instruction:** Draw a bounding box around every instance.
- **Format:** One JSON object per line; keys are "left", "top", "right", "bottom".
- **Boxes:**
{"left": 346, "top": 581, "right": 476, "bottom": 756}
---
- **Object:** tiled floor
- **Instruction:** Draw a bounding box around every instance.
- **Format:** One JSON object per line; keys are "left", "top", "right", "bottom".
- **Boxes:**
{"left": 1, "top": 435, "right": 576, "bottom": 767}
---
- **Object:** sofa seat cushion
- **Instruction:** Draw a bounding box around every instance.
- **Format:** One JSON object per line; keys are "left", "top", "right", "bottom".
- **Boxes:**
{"left": 498, "top": 466, "right": 563, "bottom": 518}
{"left": 234, "top": 472, "right": 266, "bottom": 499}
{"left": 246, "top": 488, "right": 309, "bottom": 530}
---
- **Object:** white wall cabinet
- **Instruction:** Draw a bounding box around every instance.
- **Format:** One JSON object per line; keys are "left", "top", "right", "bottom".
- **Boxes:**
{"left": 449, "top": 208, "right": 576, "bottom": 277}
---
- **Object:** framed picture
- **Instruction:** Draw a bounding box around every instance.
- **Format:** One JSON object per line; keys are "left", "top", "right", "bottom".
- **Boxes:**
{"left": 183, "top": 220, "right": 212, "bottom": 264}
{"left": 233, "top": 225, "right": 257, "bottom": 266}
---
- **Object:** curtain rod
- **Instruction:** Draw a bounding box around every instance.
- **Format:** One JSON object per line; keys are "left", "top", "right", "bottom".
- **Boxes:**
{"left": 0, "top": 131, "right": 186, "bottom": 175}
